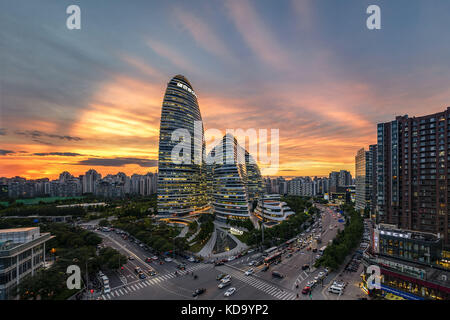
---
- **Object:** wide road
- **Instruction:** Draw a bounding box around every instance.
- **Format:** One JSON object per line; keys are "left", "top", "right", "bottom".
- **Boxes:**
{"left": 90, "top": 204, "right": 344, "bottom": 300}
{"left": 227, "top": 204, "right": 344, "bottom": 299}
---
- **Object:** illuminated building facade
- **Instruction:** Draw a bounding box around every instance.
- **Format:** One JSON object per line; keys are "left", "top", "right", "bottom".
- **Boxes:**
{"left": 209, "top": 134, "right": 250, "bottom": 222}
{"left": 157, "top": 75, "right": 209, "bottom": 216}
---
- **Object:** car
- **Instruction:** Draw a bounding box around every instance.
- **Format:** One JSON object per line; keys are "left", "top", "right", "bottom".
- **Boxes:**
{"left": 151, "top": 256, "right": 158, "bottom": 260}
{"left": 302, "top": 264, "right": 309, "bottom": 270}
{"left": 188, "top": 257, "right": 195, "bottom": 262}
{"left": 145, "top": 257, "right": 152, "bottom": 263}
{"left": 134, "top": 267, "right": 142, "bottom": 274}
{"left": 149, "top": 270, "right": 156, "bottom": 276}
{"left": 192, "top": 288, "right": 206, "bottom": 297}
{"left": 248, "top": 260, "right": 256, "bottom": 266}
{"left": 218, "top": 279, "right": 231, "bottom": 288}
{"left": 261, "top": 265, "right": 269, "bottom": 272}
{"left": 286, "top": 253, "right": 292, "bottom": 258}
{"left": 272, "top": 271, "right": 284, "bottom": 278}
{"left": 222, "top": 274, "right": 231, "bottom": 281}
{"left": 216, "top": 273, "right": 226, "bottom": 281}
{"left": 245, "top": 268, "right": 254, "bottom": 276}
{"left": 128, "top": 256, "right": 134, "bottom": 260}
{"left": 139, "top": 273, "right": 146, "bottom": 279}
{"left": 224, "top": 287, "right": 236, "bottom": 297}
{"left": 302, "top": 286, "right": 311, "bottom": 294}
{"left": 227, "top": 256, "right": 236, "bottom": 261}
{"left": 164, "top": 257, "right": 173, "bottom": 262}
{"left": 214, "top": 261, "right": 224, "bottom": 266}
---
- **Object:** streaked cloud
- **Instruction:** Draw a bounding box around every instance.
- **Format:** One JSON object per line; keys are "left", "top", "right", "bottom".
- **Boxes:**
{"left": 75, "top": 157, "right": 157, "bottom": 168}
{"left": 224, "top": 0, "right": 292, "bottom": 70}
{"left": 0, "top": 150, "right": 15, "bottom": 156}
{"left": 172, "top": 7, "right": 235, "bottom": 64}
{"left": 33, "top": 152, "right": 83, "bottom": 157}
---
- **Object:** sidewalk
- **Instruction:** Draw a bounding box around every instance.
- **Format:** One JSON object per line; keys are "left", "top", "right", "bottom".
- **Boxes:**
{"left": 197, "top": 224, "right": 217, "bottom": 257}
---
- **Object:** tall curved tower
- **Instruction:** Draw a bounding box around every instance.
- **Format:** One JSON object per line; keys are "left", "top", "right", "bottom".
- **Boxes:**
{"left": 245, "top": 150, "right": 264, "bottom": 204}
{"left": 157, "top": 75, "right": 209, "bottom": 216}
{"left": 209, "top": 134, "right": 250, "bottom": 222}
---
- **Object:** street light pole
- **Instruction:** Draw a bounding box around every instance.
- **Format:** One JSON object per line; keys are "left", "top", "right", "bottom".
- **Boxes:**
{"left": 85, "top": 260, "right": 89, "bottom": 300}
{"left": 261, "top": 194, "right": 265, "bottom": 247}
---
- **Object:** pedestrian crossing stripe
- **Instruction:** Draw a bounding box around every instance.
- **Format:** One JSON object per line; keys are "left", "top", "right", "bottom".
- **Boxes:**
{"left": 221, "top": 268, "right": 296, "bottom": 301}
{"left": 102, "top": 295, "right": 106, "bottom": 300}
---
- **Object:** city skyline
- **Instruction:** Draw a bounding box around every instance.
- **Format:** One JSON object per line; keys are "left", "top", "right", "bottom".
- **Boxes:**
{"left": 2, "top": 1, "right": 450, "bottom": 179}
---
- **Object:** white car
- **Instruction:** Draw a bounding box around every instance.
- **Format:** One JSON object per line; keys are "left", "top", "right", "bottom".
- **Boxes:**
{"left": 222, "top": 275, "right": 231, "bottom": 282}
{"left": 188, "top": 257, "right": 195, "bottom": 262}
{"left": 248, "top": 260, "right": 256, "bottom": 266}
{"left": 218, "top": 279, "right": 231, "bottom": 288}
{"left": 224, "top": 287, "right": 236, "bottom": 297}
{"left": 245, "top": 268, "right": 254, "bottom": 276}
{"left": 164, "top": 257, "right": 173, "bottom": 262}
{"left": 228, "top": 256, "right": 236, "bottom": 261}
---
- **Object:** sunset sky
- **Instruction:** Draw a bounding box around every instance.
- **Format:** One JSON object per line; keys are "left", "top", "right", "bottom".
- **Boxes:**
{"left": 1, "top": 0, "right": 450, "bottom": 179}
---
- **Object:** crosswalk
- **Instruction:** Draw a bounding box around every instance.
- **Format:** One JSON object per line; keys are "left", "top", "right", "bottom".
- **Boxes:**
{"left": 101, "top": 263, "right": 209, "bottom": 300}
{"left": 219, "top": 267, "right": 297, "bottom": 300}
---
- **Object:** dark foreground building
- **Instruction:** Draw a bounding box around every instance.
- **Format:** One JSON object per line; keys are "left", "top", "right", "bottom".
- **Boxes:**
{"left": 377, "top": 107, "right": 450, "bottom": 247}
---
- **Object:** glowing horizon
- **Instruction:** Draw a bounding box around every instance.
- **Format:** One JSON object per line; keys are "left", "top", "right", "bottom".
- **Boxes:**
{"left": 2, "top": 1, "right": 450, "bottom": 180}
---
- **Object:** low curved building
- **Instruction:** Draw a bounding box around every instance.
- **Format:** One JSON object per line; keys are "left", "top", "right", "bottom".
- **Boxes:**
{"left": 253, "top": 194, "right": 295, "bottom": 227}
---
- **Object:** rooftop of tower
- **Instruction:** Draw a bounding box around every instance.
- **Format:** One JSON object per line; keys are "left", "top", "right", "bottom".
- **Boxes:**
{"left": 172, "top": 74, "right": 193, "bottom": 89}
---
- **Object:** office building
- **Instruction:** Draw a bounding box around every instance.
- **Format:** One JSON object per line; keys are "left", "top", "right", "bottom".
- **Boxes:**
{"left": 0, "top": 227, "right": 53, "bottom": 300}
{"left": 157, "top": 75, "right": 209, "bottom": 216}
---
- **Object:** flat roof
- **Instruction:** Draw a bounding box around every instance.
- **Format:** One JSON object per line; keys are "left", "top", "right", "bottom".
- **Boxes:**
{"left": 0, "top": 227, "right": 38, "bottom": 233}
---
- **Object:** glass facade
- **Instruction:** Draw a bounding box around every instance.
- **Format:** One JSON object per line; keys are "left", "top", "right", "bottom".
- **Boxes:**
{"left": 209, "top": 134, "right": 250, "bottom": 221}
{"left": 157, "top": 75, "right": 209, "bottom": 216}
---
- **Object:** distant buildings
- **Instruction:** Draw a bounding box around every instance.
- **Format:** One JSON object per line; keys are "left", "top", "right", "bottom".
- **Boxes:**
{"left": 1, "top": 170, "right": 157, "bottom": 199}
{"left": 0, "top": 227, "right": 53, "bottom": 300}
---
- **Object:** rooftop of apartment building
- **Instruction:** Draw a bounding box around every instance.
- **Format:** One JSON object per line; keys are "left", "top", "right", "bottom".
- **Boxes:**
{"left": 377, "top": 223, "right": 441, "bottom": 243}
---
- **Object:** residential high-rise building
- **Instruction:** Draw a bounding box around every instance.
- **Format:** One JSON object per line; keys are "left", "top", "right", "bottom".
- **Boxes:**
{"left": 82, "top": 169, "right": 101, "bottom": 194}
{"left": 369, "top": 144, "right": 378, "bottom": 217}
{"left": 355, "top": 148, "right": 372, "bottom": 212}
{"left": 157, "top": 75, "right": 209, "bottom": 216}
{"left": 377, "top": 107, "right": 450, "bottom": 246}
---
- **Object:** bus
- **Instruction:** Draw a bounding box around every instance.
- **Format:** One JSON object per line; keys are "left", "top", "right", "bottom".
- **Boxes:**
{"left": 263, "top": 246, "right": 278, "bottom": 257}
{"left": 264, "top": 252, "right": 282, "bottom": 265}
{"left": 319, "top": 246, "right": 327, "bottom": 254}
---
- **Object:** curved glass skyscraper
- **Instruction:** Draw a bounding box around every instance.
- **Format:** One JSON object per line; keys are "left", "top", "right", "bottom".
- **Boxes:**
{"left": 157, "top": 75, "right": 209, "bottom": 216}
{"left": 209, "top": 134, "right": 252, "bottom": 221}
{"left": 245, "top": 150, "right": 264, "bottom": 204}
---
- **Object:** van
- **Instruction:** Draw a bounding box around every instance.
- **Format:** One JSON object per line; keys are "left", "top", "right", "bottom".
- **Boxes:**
{"left": 328, "top": 285, "right": 344, "bottom": 295}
